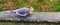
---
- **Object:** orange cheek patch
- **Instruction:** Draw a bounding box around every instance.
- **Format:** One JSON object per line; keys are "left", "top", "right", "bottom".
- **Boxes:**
{"left": 30, "top": 10, "right": 33, "bottom": 13}
{"left": 30, "top": 10, "right": 33, "bottom": 12}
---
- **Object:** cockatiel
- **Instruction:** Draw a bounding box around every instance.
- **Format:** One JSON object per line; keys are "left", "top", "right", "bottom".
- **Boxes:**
{"left": 0, "top": 7, "right": 34, "bottom": 21}
{"left": 10, "top": 7, "right": 34, "bottom": 17}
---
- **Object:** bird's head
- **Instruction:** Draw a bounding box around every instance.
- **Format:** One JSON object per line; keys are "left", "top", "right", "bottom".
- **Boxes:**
{"left": 29, "top": 7, "right": 34, "bottom": 14}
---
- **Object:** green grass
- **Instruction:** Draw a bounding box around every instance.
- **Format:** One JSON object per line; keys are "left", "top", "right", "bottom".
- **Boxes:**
{"left": 0, "top": 0, "right": 60, "bottom": 12}
{"left": 54, "top": 7, "right": 60, "bottom": 12}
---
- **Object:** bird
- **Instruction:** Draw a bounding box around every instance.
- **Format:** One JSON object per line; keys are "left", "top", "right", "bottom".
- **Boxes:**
{"left": 11, "top": 7, "right": 34, "bottom": 17}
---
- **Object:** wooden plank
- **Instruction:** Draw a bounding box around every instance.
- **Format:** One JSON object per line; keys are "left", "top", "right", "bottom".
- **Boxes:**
{"left": 0, "top": 12, "right": 60, "bottom": 22}
{"left": 30, "top": 12, "right": 60, "bottom": 22}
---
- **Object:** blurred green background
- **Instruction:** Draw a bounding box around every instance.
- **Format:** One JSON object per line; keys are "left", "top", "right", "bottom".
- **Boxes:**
{"left": 0, "top": 0, "right": 60, "bottom": 12}
{"left": 0, "top": 0, "right": 60, "bottom": 25}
